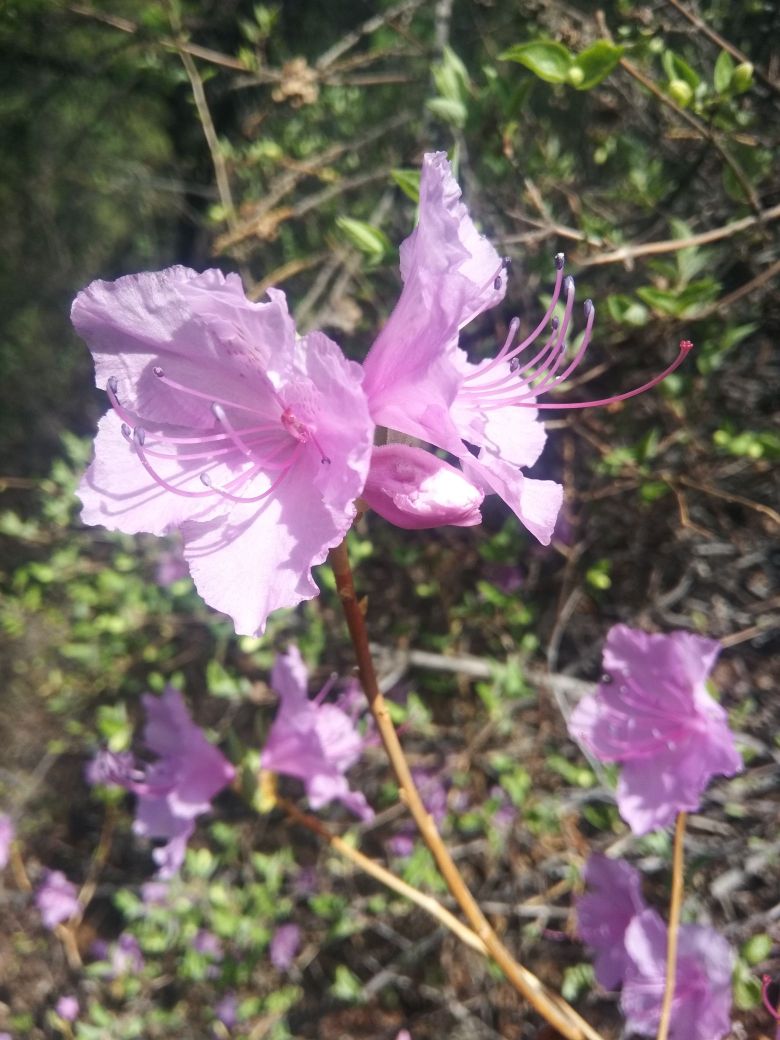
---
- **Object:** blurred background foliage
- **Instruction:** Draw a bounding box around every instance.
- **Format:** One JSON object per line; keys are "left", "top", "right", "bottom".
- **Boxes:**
{"left": 0, "top": 0, "right": 778, "bottom": 1037}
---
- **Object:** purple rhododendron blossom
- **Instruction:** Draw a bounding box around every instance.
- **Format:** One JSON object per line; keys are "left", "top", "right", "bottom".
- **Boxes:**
{"left": 261, "top": 646, "right": 373, "bottom": 820}
{"left": 215, "top": 992, "right": 238, "bottom": 1029}
{"left": 621, "top": 909, "right": 733, "bottom": 1039}
{"left": 55, "top": 996, "right": 79, "bottom": 1022}
{"left": 270, "top": 922, "right": 301, "bottom": 971}
{"left": 92, "top": 932, "right": 145, "bottom": 977}
{"left": 568, "top": 625, "right": 742, "bottom": 834}
{"left": 36, "top": 870, "right": 79, "bottom": 929}
{"left": 73, "top": 267, "right": 374, "bottom": 636}
{"left": 363, "top": 153, "right": 691, "bottom": 543}
{"left": 362, "top": 443, "right": 483, "bottom": 529}
{"left": 0, "top": 814, "right": 14, "bottom": 870}
{"left": 577, "top": 853, "right": 647, "bottom": 990}
{"left": 89, "top": 688, "right": 235, "bottom": 876}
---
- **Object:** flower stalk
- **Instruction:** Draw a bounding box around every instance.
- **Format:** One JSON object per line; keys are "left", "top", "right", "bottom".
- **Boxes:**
{"left": 329, "top": 538, "right": 606, "bottom": 1040}
{"left": 657, "top": 811, "right": 687, "bottom": 1040}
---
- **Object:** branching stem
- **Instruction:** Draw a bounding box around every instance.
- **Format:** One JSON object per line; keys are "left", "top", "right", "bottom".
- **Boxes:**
{"left": 329, "top": 538, "right": 606, "bottom": 1040}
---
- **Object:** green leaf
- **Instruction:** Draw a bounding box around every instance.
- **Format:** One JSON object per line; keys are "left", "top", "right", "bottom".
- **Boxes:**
{"left": 714, "top": 49, "right": 735, "bottom": 93}
{"left": 661, "top": 49, "right": 700, "bottom": 89}
{"left": 500, "top": 40, "right": 572, "bottom": 84}
{"left": 426, "top": 96, "right": 468, "bottom": 128}
{"left": 334, "top": 216, "right": 391, "bottom": 261}
{"left": 570, "top": 40, "right": 624, "bottom": 90}
{"left": 741, "top": 933, "right": 772, "bottom": 966}
{"left": 432, "top": 45, "right": 470, "bottom": 103}
{"left": 390, "top": 168, "right": 421, "bottom": 203}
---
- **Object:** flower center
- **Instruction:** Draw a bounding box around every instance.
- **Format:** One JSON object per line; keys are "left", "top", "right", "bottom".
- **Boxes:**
{"left": 106, "top": 367, "right": 329, "bottom": 506}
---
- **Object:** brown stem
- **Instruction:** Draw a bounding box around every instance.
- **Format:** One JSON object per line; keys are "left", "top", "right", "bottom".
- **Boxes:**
{"left": 329, "top": 539, "right": 606, "bottom": 1040}
{"left": 657, "top": 811, "right": 687, "bottom": 1040}
{"left": 276, "top": 795, "right": 485, "bottom": 954}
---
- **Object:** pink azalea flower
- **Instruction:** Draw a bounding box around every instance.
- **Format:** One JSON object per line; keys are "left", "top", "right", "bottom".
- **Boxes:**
{"left": 0, "top": 814, "right": 14, "bottom": 870}
{"left": 621, "top": 909, "right": 733, "bottom": 1039}
{"left": 568, "top": 625, "right": 742, "bottom": 834}
{"left": 88, "top": 688, "right": 235, "bottom": 876}
{"left": 269, "top": 922, "right": 301, "bottom": 971}
{"left": 362, "top": 152, "right": 691, "bottom": 544}
{"left": 576, "top": 853, "right": 647, "bottom": 990}
{"left": 55, "top": 995, "right": 80, "bottom": 1022}
{"left": 73, "top": 267, "right": 374, "bottom": 636}
{"left": 36, "top": 870, "right": 79, "bottom": 929}
{"left": 261, "top": 646, "right": 373, "bottom": 820}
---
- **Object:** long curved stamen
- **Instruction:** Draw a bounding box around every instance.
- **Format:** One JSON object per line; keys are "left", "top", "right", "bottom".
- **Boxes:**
{"left": 761, "top": 975, "right": 780, "bottom": 1022}
{"left": 153, "top": 367, "right": 270, "bottom": 417}
{"left": 459, "top": 319, "right": 561, "bottom": 397}
{"left": 525, "top": 340, "right": 693, "bottom": 410}
{"left": 464, "top": 253, "right": 566, "bottom": 383}
{"left": 127, "top": 426, "right": 215, "bottom": 499}
{"left": 200, "top": 444, "right": 304, "bottom": 503}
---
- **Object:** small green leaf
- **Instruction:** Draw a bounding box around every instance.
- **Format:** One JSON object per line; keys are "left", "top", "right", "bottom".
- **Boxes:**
{"left": 713, "top": 49, "right": 735, "bottom": 93}
{"left": 500, "top": 40, "right": 573, "bottom": 84}
{"left": 571, "top": 40, "right": 624, "bottom": 90}
{"left": 741, "top": 933, "right": 772, "bottom": 966}
{"left": 390, "top": 168, "right": 421, "bottom": 203}
{"left": 334, "top": 216, "right": 391, "bottom": 261}
{"left": 426, "top": 96, "right": 468, "bottom": 127}
{"left": 732, "top": 61, "right": 754, "bottom": 92}
{"left": 662, "top": 49, "right": 701, "bottom": 89}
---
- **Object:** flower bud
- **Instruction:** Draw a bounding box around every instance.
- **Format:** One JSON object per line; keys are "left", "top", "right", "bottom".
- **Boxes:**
{"left": 363, "top": 444, "right": 483, "bottom": 529}
{"left": 732, "top": 61, "right": 754, "bottom": 92}
{"left": 668, "top": 78, "right": 693, "bottom": 107}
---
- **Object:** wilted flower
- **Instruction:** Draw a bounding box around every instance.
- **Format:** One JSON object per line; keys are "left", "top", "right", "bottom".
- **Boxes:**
{"left": 0, "top": 814, "right": 14, "bottom": 870}
{"left": 269, "top": 922, "right": 301, "bottom": 971}
{"left": 88, "top": 687, "right": 235, "bottom": 875}
{"left": 55, "top": 996, "right": 79, "bottom": 1022}
{"left": 261, "top": 646, "right": 373, "bottom": 820}
{"left": 73, "top": 267, "right": 374, "bottom": 636}
{"left": 622, "top": 909, "right": 733, "bottom": 1040}
{"left": 36, "top": 870, "right": 79, "bottom": 929}
{"left": 568, "top": 625, "right": 742, "bottom": 834}
{"left": 576, "top": 853, "right": 646, "bottom": 989}
{"left": 363, "top": 152, "right": 691, "bottom": 543}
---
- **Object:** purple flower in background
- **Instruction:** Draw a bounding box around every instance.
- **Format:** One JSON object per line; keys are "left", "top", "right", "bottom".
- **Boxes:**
{"left": 215, "top": 992, "right": 238, "bottom": 1029}
{"left": 194, "top": 930, "right": 224, "bottom": 960}
{"left": 270, "top": 922, "right": 301, "bottom": 971}
{"left": 261, "top": 646, "right": 373, "bottom": 820}
{"left": 88, "top": 688, "right": 235, "bottom": 876}
{"left": 621, "top": 909, "right": 733, "bottom": 1039}
{"left": 36, "top": 870, "right": 79, "bottom": 929}
{"left": 0, "top": 814, "right": 14, "bottom": 869}
{"left": 577, "top": 854, "right": 647, "bottom": 989}
{"left": 389, "top": 769, "right": 447, "bottom": 857}
{"left": 55, "top": 996, "right": 79, "bottom": 1022}
{"left": 92, "top": 932, "right": 145, "bottom": 977}
{"left": 155, "top": 541, "right": 189, "bottom": 587}
{"left": 73, "top": 267, "right": 374, "bottom": 636}
{"left": 568, "top": 626, "right": 742, "bottom": 834}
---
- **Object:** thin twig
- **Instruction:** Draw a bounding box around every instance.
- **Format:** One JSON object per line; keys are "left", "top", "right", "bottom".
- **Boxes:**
{"left": 692, "top": 256, "right": 780, "bottom": 317}
{"left": 175, "top": 45, "right": 235, "bottom": 224}
{"left": 657, "top": 812, "right": 687, "bottom": 1040}
{"left": 276, "top": 795, "right": 485, "bottom": 954}
{"left": 578, "top": 202, "right": 780, "bottom": 267}
{"left": 329, "top": 540, "right": 606, "bottom": 1040}
{"left": 674, "top": 474, "right": 780, "bottom": 526}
